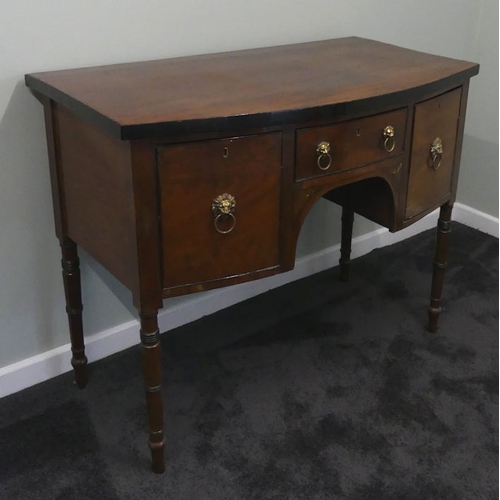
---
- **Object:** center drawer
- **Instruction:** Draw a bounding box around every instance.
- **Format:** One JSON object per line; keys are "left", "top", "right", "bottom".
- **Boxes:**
{"left": 295, "top": 108, "right": 407, "bottom": 181}
{"left": 157, "top": 133, "right": 282, "bottom": 289}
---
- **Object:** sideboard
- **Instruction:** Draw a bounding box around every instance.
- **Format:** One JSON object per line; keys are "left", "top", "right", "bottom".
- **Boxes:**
{"left": 25, "top": 37, "right": 479, "bottom": 473}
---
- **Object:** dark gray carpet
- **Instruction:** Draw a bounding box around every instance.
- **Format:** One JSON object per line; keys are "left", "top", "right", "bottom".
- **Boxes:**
{"left": 0, "top": 223, "right": 497, "bottom": 499}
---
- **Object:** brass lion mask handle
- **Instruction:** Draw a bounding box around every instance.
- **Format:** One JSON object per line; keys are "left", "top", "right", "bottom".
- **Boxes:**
{"left": 430, "top": 138, "right": 443, "bottom": 170}
{"left": 382, "top": 126, "right": 396, "bottom": 152}
{"left": 212, "top": 193, "right": 236, "bottom": 234}
{"left": 316, "top": 141, "right": 332, "bottom": 170}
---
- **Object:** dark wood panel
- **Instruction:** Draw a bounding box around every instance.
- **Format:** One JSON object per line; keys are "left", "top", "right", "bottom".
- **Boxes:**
{"left": 56, "top": 105, "right": 137, "bottom": 289}
{"left": 158, "top": 133, "right": 282, "bottom": 289}
{"left": 324, "top": 176, "right": 398, "bottom": 230}
{"left": 42, "top": 98, "right": 67, "bottom": 239}
{"left": 406, "top": 88, "right": 462, "bottom": 219}
{"left": 26, "top": 37, "right": 478, "bottom": 139}
{"left": 129, "top": 141, "right": 163, "bottom": 309}
{"left": 449, "top": 81, "right": 471, "bottom": 205}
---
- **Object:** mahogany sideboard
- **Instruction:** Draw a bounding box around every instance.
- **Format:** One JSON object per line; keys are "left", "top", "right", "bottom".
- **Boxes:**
{"left": 25, "top": 37, "right": 479, "bottom": 473}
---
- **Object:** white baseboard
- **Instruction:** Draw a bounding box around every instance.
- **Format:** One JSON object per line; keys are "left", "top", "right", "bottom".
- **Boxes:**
{"left": 454, "top": 202, "right": 499, "bottom": 238}
{"left": 0, "top": 203, "right": 497, "bottom": 399}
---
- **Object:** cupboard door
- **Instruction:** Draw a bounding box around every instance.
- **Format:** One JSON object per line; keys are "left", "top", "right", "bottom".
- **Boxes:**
{"left": 406, "top": 88, "right": 462, "bottom": 218}
{"left": 158, "top": 133, "right": 282, "bottom": 289}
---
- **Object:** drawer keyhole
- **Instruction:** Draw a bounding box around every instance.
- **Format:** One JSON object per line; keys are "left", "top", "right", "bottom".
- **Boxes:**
{"left": 223, "top": 147, "right": 229, "bottom": 158}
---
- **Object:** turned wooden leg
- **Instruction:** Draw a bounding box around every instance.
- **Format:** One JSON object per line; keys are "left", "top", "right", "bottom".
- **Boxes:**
{"left": 139, "top": 310, "right": 165, "bottom": 473}
{"left": 339, "top": 205, "right": 354, "bottom": 282}
{"left": 61, "top": 239, "right": 88, "bottom": 388}
{"left": 428, "top": 203, "right": 453, "bottom": 333}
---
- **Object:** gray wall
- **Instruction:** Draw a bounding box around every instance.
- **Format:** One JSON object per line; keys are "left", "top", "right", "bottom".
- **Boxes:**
{"left": 457, "top": 0, "right": 499, "bottom": 217}
{"left": 0, "top": 0, "right": 497, "bottom": 370}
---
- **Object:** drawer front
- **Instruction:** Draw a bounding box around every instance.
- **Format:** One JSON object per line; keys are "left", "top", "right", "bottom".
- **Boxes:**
{"left": 295, "top": 108, "right": 407, "bottom": 181}
{"left": 406, "top": 88, "right": 462, "bottom": 219}
{"left": 158, "top": 133, "right": 282, "bottom": 289}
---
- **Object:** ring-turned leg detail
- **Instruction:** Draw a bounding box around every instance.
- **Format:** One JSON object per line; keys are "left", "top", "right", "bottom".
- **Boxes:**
{"left": 428, "top": 203, "right": 453, "bottom": 333}
{"left": 61, "top": 239, "right": 88, "bottom": 388}
{"left": 139, "top": 311, "right": 165, "bottom": 474}
{"left": 339, "top": 205, "right": 354, "bottom": 282}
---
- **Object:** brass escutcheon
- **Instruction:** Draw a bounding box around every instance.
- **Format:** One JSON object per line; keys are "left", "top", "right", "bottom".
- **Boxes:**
{"left": 316, "top": 141, "right": 332, "bottom": 170}
{"left": 212, "top": 193, "right": 236, "bottom": 234}
{"left": 382, "top": 126, "right": 396, "bottom": 152}
{"left": 430, "top": 138, "right": 443, "bottom": 170}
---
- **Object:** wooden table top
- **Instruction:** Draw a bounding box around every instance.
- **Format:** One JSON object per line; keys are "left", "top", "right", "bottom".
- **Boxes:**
{"left": 25, "top": 37, "right": 478, "bottom": 139}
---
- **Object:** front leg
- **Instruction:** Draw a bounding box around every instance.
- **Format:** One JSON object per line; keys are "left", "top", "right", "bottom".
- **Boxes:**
{"left": 139, "top": 308, "right": 165, "bottom": 473}
{"left": 428, "top": 202, "right": 453, "bottom": 333}
{"left": 61, "top": 238, "right": 88, "bottom": 388}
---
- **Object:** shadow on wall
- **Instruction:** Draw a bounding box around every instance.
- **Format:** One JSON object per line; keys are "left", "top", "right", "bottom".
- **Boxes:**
{"left": 0, "top": 82, "right": 136, "bottom": 368}
{"left": 79, "top": 247, "right": 138, "bottom": 322}
{"left": 0, "top": 81, "right": 63, "bottom": 363}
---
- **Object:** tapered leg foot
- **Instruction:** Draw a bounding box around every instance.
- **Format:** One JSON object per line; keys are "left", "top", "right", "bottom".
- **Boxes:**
{"left": 428, "top": 203, "right": 453, "bottom": 333}
{"left": 140, "top": 310, "right": 165, "bottom": 474}
{"left": 61, "top": 239, "right": 88, "bottom": 388}
{"left": 339, "top": 206, "right": 354, "bottom": 282}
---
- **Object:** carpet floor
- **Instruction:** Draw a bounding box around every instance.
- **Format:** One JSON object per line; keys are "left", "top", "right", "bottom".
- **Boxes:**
{"left": 0, "top": 223, "right": 497, "bottom": 499}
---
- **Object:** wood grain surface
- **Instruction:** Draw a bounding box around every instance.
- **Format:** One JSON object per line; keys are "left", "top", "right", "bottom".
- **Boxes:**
{"left": 26, "top": 37, "right": 478, "bottom": 139}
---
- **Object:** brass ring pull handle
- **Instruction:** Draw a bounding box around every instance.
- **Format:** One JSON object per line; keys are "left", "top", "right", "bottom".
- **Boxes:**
{"left": 430, "top": 138, "right": 443, "bottom": 170}
{"left": 382, "top": 126, "right": 396, "bottom": 152}
{"left": 212, "top": 193, "right": 236, "bottom": 234}
{"left": 214, "top": 213, "right": 236, "bottom": 234}
{"left": 316, "top": 141, "right": 332, "bottom": 170}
